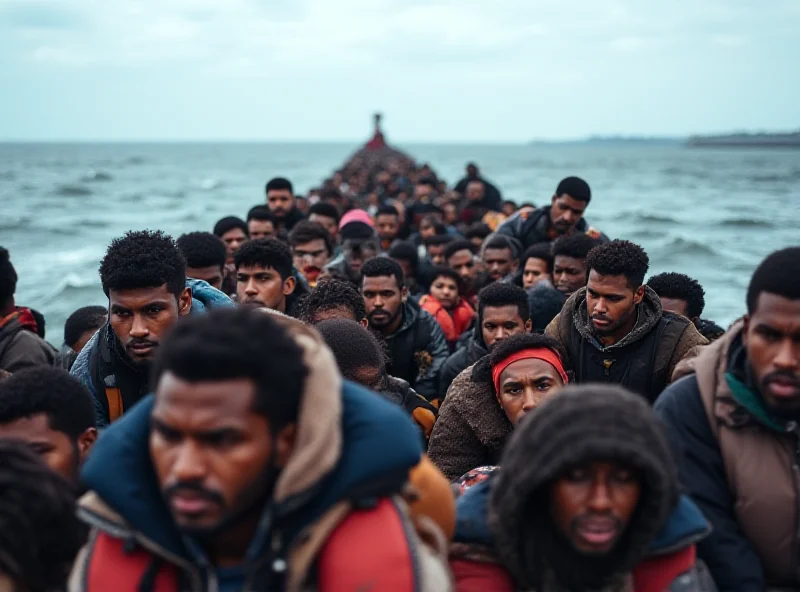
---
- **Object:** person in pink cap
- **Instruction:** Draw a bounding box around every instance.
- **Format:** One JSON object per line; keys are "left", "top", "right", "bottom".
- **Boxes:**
{"left": 322, "top": 210, "right": 380, "bottom": 286}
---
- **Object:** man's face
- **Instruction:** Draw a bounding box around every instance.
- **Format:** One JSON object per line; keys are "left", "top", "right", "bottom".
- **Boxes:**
{"left": 109, "top": 284, "right": 191, "bottom": 366}
{"left": 448, "top": 249, "right": 477, "bottom": 290}
{"left": 309, "top": 214, "right": 338, "bottom": 242}
{"left": 221, "top": 228, "right": 248, "bottom": 264}
{"left": 151, "top": 373, "right": 292, "bottom": 536}
{"left": 469, "top": 236, "right": 485, "bottom": 251}
{"left": 481, "top": 305, "right": 530, "bottom": 349}
{"left": 362, "top": 275, "right": 405, "bottom": 333}
{"left": 237, "top": 265, "right": 295, "bottom": 313}
{"left": 343, "top": 240, "right": 378, "bottom": 276}
{"left": 186, "top": 265, "right": 224, "bottom": 291}
{"left": 659, "top": 297, "right": 690, "bottom": 319}
{"left": 523, "top": 257, "right": 551, "bottom": 290}
{"left": 0, "top": 413, "right": 96, "bottom": 482}
{"left": 586, "top": 271, "right": 643, "bottom": 340}
{"left": 376, "top": 215, "right": 400, "bottom": 242}
{"left": 430, "top": 275, "right": 459, "bottom": 311}
{"left": 391, "top": 259, "right": 415, "bottom": 285}
{"left": 483, "top": 247, "right": 517, "bottom": 282}
{"left": 248, "top": 220, "right": 276, "bottom": 241}
{"left": 427, "top": 244, "right": 447, "bottom": 266}
{"left": 550, "top": 461, "right": 641, "bottom": 554}
{"left": 414, "top": 184, "right": 434, "bottom": 202}
{"left": 466, "top": 182, "right": 485, "bottom": 203}
{"left": 550, "top": 194, "right": 588, "bottom": 235}
{"left": 267, "top": 189, "right": 295, "bottom": 219}
{"left": 495, "top": 357, "right": 565, "bottom": 426}
{"left": 74, "top": 323, "right": 105, "bottom": 354}
{"left": 292, "top": 239, "right": 330, "bottom": 285}
{"left": 553, "top": 255, "right": 587, "bottom": 296}
{"left": 466, "top": 165, "right": 478, "bottom": 179}
{"left": 443, "top": 204, "right": 459, "bottom": 225}
{"left": 742, "top": 293, "right": 800, "bottom": 416}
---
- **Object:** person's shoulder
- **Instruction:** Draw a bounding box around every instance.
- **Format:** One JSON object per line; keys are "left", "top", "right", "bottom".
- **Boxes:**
{"left": 654, "top": 374, "right": 703, "bottom": 417}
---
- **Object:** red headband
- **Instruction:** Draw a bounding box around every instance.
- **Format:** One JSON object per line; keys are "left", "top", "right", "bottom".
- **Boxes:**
{"left": 491, "top": 348, "right": 569, "bottom": 394}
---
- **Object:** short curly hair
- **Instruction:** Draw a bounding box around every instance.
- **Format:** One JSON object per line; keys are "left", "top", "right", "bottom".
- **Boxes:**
{"left": 551, "top": 233, "right": 602, "bottom": 261}
{"left": 0, "top": 367, "right": 96, "bottom": 437}
{"left": 647, "top": 272, "right": 706, "bottom": 319}
{"left": 471, "top": 332, "right": 568, "bottom": 391}
{"left": 299, "top": 278, "right": 366, "bottom": 324}
{"left": 361, "top": 257, "right": 405, "bottom": 289}
{"left": 316, "top": 318, "right": 388, "bottom": 380}
{"left": 746, "top": 247, "right": 800, "bottom": 314}
{"left": 234, "top": 238, "right": 293, "bottom": 280}
{"left": 477, "top": 282, "right": 530, "bottom": 321}
{"left": 585, "top": 239, "right": 650, "bottom": 288}
{"left": 63, "top": 305, "right": 107, "bottom": 349}
{"left": 0, "top": 440, "right": 86, "bottom": 592}
{"left": 289, "top": 221, "right": 334, "bottom": 257}
{"left": 99, "top": 230, "right": 186, "bottom": 297}
{"left": 177, "top": 232, "right": 227, "bottom": 270}
{"left": 521, "top": 243, "right": 553, "bottom": 272}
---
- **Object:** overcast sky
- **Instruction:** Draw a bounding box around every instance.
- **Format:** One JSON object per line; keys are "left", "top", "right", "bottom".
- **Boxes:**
{"left": 1, "top": 0, "right": 798, "bottom": 142}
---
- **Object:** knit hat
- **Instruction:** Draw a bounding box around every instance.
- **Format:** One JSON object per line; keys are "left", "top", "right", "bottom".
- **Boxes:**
{"left": 489, "top": 384, "right": 678, "bottom": 589}
{"left": 212, "top": 216, "right": 248, "bottom": 238}
{"left": 339, "top": 209, "right": 374, "bottom": 230}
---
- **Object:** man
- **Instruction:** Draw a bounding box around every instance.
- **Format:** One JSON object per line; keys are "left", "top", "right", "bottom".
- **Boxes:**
{"left": 438, "top": 282, "right": 532, "bottom": 400}
{"left": 324, "top": 217, "right": 380, "bottom": 286}
{"left": 213, "top": 216, "right": 249, "bottom": 296}
{"left": 57, "top": 305, "right": 107, "bottom": 370}
{"left": 449, "top": 385, "right": 712, "bottom": 591}
{"left": 465, "top": 222, "right": 492, "bottom": 252}
{"left": 177, "top": 231, "right": 227, "bottom": 291}
{"left": 481, "top": 235, "right": 519, "bottom": 283}
{"left": 497, "top": 176, "right": 606, "bottom": 249}
{"left": 388, "top": 241, "right": 424, "bottom": 299}
{"left": 454, "top": 162, "right": 502, "bottom": 210}
{"left": 655, "top": 247, "right": 800, "bottom": 590}
{"left": 424, "top": 235, "right": 454, "bottom": 267}
{"left": 0, "top": 366, "right": 96, "bottom": 481}
{"left": 69, "top": 307, "right": 450, "bottom": 590}
{"left": 246, "top": 205, "right": 277, "bottom": 240}
{"left": 235, "top": 238, "right": 297, "bottom": 314}
{"left": 648, "top": 271, "right": 725, "bottom": 342}
{"left": 376, "top": 204, "right": 402, "bottom": 252}
{"left": 361, "top": 257, "right": 449, "bottom": 403}
{"left": 298, "top": 277, "right": 367, "bottom": 326}
{"left": 70, "top": 231, "right": 232, "bottom": 428}
{"left": 520, "top": 243, "right": 553, "bottom": 290}
{"left": 546, "top": 240, "right": 707, "bottom": 403}
{"left": 551, "top": 232, "right": 601, "bottom": 297}
{"left": 288, "top": 221, "right": 333, "bottom": 288}
{"left": 0, "top": 247, "right": 56, "bottom": 371}
{"left": 308, "top": 201, "right": 341, "bottom": 244}
{"left": 266, "top": 176, "right": 305, "bottom": 232}
{"left": 444, "top": 240, "right": 480, "bottom": 306}
{"left": 0, "top": 440, "right": 87, "bottom": 592}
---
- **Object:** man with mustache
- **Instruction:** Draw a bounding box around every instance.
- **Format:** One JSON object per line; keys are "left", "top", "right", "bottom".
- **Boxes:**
{"left": 361, "top": 257, "right": 449, "bottom": 404}
{"left": 546, "top": 240, "right": 707, "bottom": 403}
{"left": 71, "top": 231, "right": 233, "bottom": 428}
{"left": 449, "top": 385, "right": 713, "bottom": 591}
{"left": 289, "top": 221, "right": 333, "bottom": 289}
{"left": 69, "top": 308, "right": 451, "bottom": 591}
{"left": 656, "top": 246, "right": 800, "bottom": 590}
{"left": 235, "top": 238, "right": 302, "bottom": 316}
{"left": 265, "top": 177, "right": 305, "bottom": 233}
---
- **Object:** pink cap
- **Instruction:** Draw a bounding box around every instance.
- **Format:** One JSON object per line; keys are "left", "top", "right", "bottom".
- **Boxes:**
{"left": 339, "top": 209, "right": 374, "bottom": 230}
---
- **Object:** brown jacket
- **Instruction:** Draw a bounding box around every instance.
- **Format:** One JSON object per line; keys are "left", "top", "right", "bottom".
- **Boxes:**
{"left": 665, "top": 321, "right": 800, "bottom": 588}
{"left": 428, "top": 364, "right": 512, "bottom": 481}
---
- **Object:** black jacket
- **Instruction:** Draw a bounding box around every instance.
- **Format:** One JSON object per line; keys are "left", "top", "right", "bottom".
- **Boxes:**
{"left": 276, "top": 207, "right": 306, "bottom": 232}
{"left": 496, "top": 205, "right": 607, "bottom": 250}
{"left": 454, "top": 176, "right": 503, "bottom": 211}
{"left": 438, "top": 330, "right": 487, "bottom": 401}
{"left": 383, "top": 299, "right": 449, "bottom": 404}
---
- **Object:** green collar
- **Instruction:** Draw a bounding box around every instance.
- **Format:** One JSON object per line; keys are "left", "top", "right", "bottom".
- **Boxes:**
{"left": 725, "top": 372, "right": 786, "bottom": 433}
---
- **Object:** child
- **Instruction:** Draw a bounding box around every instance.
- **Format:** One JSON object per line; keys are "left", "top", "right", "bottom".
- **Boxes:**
{"left": 419, "top": 267, "right": 475, "bottom": 349}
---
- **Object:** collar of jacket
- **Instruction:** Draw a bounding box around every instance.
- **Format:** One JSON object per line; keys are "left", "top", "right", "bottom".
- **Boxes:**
{"left": 391, "top": 298, "right": 421, "bottom": 336}
{"left": 569, "top": 286, "right": 663, "bottom": 351}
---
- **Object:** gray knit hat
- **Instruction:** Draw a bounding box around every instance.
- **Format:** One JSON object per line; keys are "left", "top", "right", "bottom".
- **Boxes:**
{"left": 489, "top": 384, "right": 679, "bottom": 589}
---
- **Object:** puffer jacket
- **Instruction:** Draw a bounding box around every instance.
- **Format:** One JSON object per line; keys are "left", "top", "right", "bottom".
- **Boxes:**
{"left": 0, "top": 307, "right": 57, "bottom": 372}
{"left": 69, "top": 315, "right": 452, "bottom": 592}
{"left": 384, "top": 299, "right": 450, "bottom": 405}
{"left": 656, "top": 321, "right": 800, "bottom": 590}
{"left": 496, "top": 205, "right": 607, "bottom": 249}
{"left": 546, "top": 287, "right": 707, "bottom": 403}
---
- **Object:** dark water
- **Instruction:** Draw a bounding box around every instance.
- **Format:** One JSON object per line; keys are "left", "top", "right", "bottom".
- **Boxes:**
{"left": 1, "top": 142, "right": 798, "bottom": 345}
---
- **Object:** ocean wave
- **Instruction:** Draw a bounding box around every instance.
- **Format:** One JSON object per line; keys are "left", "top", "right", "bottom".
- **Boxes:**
{"left": 125, "top": 156, "right": 147, "bottom": 166}
{"left": 629, "top": 212, "right": 679, "bottom": 224}
{"left": 48, "top": 273, "right": 98, "bottom": 299}
{"left": 0, "top": 171, "right": 15, "bottom": 181}
{"left": 199, "top": 178, "right": 222, "bottom": 190}
{"left": 661, "top": 237, "right": 719, "bottom": 257}
{"left": 716, "top": 218, "right": 773, "bottom": 229}
{"left": 53, "top": 184, "right": 93, "bottom": 197}
{"left": 81, "top": 170, "right": 113, "bottom": 182}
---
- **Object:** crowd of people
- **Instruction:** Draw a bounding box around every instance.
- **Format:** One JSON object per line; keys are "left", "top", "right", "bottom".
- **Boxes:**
{"left": 0, "top": 121, "right": 799, "bottom": 591}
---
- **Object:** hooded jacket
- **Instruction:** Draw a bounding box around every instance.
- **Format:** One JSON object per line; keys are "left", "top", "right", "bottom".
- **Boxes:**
{"left": 384, "top": 299, "right": 450, "bottom": 404}
{"left": 70, "top": 279, "right": 233, "bottom": 428}
{"left": 0, "top": 307, "right": 57, "bottom": 372}
{"left": 69, "top": 314, "right": 452, "bottom": 592}
{"left": 496, "top": 205, "right": 607, "bottom": 250}
{"left": 655, "top": 321, "right": 799, "bottom": 590}
{"left": 428, "top": 364, "right": 513, "bottom": 481}
{"left": 546, "top": 287, "right": 707, "bottom": 403}
{"left": 437, "top": 329, "right": 488, "bottom": 403}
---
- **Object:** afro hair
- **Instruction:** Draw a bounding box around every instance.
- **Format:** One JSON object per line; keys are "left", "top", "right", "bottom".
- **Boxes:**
{"left": 99, "top": 230, "right": 186, "bottom": 297}
{"left": 647, "top": 272, "right": 706, "bottom": 319}
{"left": 299, "top": 278, "right": 367, "bottom": 324}
{"left": 585, "top": 239, "right": 650, "bottom": 288}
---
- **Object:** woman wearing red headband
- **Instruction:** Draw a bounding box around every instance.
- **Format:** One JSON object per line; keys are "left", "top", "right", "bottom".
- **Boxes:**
{"left": 429, "top": 333, "right": 569, "bottom": 481}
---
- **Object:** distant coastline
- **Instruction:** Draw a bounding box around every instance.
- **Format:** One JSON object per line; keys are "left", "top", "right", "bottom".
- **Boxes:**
{"left": 528, "top": 130, "right": 800, "bottom": 148}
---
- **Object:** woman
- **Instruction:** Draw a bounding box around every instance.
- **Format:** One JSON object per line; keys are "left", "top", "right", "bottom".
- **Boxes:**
{"left": 428, "top": 333, "right": 569, "bottom": 481}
